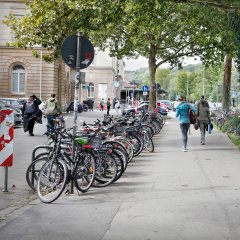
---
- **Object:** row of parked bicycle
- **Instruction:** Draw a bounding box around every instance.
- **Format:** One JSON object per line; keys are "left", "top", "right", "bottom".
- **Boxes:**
{"left": 211, "top": 109, "right": 240, "bottom": 135}
{"left": 26, "top": 110, "right": 166, "bottom": 203}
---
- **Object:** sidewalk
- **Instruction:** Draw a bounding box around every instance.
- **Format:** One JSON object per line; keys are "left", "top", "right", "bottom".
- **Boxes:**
{"left": 1, "top": 116, "right": 240, "bottom": 240}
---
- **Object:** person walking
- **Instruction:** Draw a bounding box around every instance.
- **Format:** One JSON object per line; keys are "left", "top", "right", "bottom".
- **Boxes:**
{"left": 106, "top": 98, "right": 111, "bottom": 115}
{"left": 22, "top": 94, "right": 42, "bottom": 136}
{"left": 176, "top": 96, "right": 196, "bottom": 152}
{"left": 100, "top": 99, "right": 104, "bottom": 111}
{"left": 197, "top": 98, "right": 210, "bottom": 145}
{"left": 197, "top": 95, "right": 209, "bottom": 108}
{"left": 114, "top": 99, "right": 120, "bottom": 115}
{"left": 87, "top": 99, "right": 94, "bottom": 111}
{"left": 45, "top": 94, "right": 62, "bottom": 131}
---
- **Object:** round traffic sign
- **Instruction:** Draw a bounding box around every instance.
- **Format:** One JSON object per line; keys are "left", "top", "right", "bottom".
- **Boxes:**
{"left": 142, "top": 85, "right": 149, "bottom": 92}
{"left": 61, "top": 35, "right": 94, "bottom": 69}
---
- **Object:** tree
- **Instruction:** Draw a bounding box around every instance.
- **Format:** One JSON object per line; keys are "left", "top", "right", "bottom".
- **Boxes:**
{"left": 4, "top": 0, "right": 237, "bottom": 108}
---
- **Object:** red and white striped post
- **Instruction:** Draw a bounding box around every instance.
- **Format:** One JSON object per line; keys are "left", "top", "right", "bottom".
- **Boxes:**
{"left": 0, "top": 109, "right": 14, "bottom": 192}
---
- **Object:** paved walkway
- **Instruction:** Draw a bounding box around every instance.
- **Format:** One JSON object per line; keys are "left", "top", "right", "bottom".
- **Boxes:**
{"left": 1, "top": 116, "right": 240, "bottom": 240}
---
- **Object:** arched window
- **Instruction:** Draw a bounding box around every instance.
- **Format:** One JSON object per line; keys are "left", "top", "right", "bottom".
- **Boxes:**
{"left": 12, "top": 65, "right": 25, "bottom": 93}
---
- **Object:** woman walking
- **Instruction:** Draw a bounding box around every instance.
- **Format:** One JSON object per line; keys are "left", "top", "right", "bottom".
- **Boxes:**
{"left": 176, "top": 96, "right": 196, "bottom": 152}
{"left": 197, "top": 98, "right": 210, "bottom": 145}
{"left": 22, "top": 94, "right": 42, "bottom": 136}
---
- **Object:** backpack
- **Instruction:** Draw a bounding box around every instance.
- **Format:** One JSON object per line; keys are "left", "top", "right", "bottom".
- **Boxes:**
{"left": 107, "top": 101, "right": 111, "bottom": 107}
{"left": 188, "top": 105, "right": 196, "bottom": 124}
{"left": 24, "top": 101, "right": 35, "bottom": 114}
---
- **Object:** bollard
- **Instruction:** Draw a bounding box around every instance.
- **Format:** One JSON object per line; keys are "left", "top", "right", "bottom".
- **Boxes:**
{"left": 3, "top": 166, "right": 8, "bottom": 192}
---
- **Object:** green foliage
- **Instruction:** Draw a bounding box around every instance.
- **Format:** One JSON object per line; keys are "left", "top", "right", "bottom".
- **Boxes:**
{"left": 229, "top": 12, "right": 240, "bottom": 82}
{"left": 3, "top": 0, "right": 239, "bottom": 108}
{"left": 228, "top": 134, "right": 240, "bottom": 150}
{"left": 221, "top": 114, "right": 240, "bottom": 133}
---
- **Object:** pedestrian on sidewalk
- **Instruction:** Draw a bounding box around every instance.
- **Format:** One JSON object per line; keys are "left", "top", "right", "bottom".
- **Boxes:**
{"left": 106, "top": 98, "right": 111, "bottom": 115}
{"left": 176, "top": 95, "right": 196, "bottom": 152}
{"left": 45, "top": 93, "right": 62, "bottom": 131}
{"left": 22, "top": 94, "right": 42, "bottom": 136}
{"left": 197, "top": 98, "right": 210, "bottom": 145}
{"left": 115, "top": 99, "right": 120, "bottom": 115}
{"left": 100, "top": 99, "right": 104, "bottom": 111}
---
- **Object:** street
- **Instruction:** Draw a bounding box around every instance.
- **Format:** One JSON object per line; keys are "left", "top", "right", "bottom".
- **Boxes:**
{"left": 1, "top": 110, "right": 240, "bottom": 240}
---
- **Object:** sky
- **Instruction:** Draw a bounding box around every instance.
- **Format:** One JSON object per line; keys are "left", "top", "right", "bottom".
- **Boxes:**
{"left": 124, "top": 56, "right": 201, "bottom": 71}
{"left": 124, "top": 56, "right": 148, "bottom": 71}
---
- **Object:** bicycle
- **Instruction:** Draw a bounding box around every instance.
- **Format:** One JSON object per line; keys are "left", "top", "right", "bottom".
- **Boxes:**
{"left": 37, "top": 127, "right": 96, "bottom": 203}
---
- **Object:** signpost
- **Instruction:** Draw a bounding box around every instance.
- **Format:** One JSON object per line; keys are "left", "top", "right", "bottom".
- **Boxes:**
{"left": 142, "top": 85, "right": 149, "bottom": 92}
{"left": 61, "top": 33, "right": 94, "bottom": 193}
{"left": 0, "top": 109, "right": 14, "bottom": 192}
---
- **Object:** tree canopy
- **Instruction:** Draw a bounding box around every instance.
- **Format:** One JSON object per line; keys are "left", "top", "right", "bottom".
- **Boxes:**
{"left": 4, "top": 0, "right": 239, "bottom": 108}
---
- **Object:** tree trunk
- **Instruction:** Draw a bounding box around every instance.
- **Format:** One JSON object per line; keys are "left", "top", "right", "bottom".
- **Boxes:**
{"left": 148, "top": 45, "right": 157, "bottom": 109}
{"left": 222, "top": 53, "right": 232, "bottom": 111}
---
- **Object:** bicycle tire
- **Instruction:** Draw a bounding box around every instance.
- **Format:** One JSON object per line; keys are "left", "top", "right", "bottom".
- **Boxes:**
{"left": 146, "top": 138, "right": 154, "bottom": 152}
{"left": 112, "top": 149, "right": 125, "bottom": 182}
{"left": 26, "top": 157, "right": 48, "bottom": 191}
{"left": 102, "top": 141, "right": 128, "bottom": 170}
{"left": 74, "top": 151, "right": 96, "bottom": 192}
{"left": 93, "top": 153, "right": 118, "bottom": 188}
{"left": 126, "top": 133, "right": 144, "bottom": 157}
{"left": 37, "top": 159, "right": 68, "bottom": 203}
{"left": 118, "top": 138, "right": 134, "bottom": 163}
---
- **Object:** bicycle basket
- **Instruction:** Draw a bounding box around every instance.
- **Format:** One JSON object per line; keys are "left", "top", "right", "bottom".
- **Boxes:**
{"left": 75, "top": 137, "right": 89, "bottom": 145}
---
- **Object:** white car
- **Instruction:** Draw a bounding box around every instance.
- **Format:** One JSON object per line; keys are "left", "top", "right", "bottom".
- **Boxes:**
{"left": 0, "top": 100, "right": 22, "bottom": 126}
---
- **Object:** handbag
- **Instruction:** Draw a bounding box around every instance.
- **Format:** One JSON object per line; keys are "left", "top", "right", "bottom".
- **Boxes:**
{"left": 194, "top": 122, "right": 199, "bottom": 130}
{"left": 188, "top": 104, "right": 196, "bottom": 124}
{"left": 208, "top": 123, "right": 213, "bottom": 134}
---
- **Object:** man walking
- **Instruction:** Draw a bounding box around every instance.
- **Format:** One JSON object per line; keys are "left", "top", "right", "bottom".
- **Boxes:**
{"left": 45, "top": 94, "right": 62, "bottom": 130}
{"left": 106, "top": 98, "right": 111, "bottom": 115}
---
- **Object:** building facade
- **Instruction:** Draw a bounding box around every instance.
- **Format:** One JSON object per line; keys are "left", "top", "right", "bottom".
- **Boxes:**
{"left": 0, "top": 0, "right": 124, "bottom": 109}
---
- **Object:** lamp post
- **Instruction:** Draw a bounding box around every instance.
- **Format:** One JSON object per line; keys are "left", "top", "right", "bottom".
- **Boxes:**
{"left": 39, "top": 46, "right": 43, "bottom": 100}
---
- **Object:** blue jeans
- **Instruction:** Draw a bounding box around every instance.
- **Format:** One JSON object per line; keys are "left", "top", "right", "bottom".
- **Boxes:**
{"left": 47, "top": 115, "right": 57, "bottom": 131}
{"left": 180, "top": 123, "right": 190, "bottom": 149}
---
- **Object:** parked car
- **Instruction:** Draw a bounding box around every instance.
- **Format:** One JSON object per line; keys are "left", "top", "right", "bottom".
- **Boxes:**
{"left": 157, "top": 100, "right": 174, "bottom": 110}
{"left": 122, "top": 101, "right": 168, "bottom": 116}
{"left": 0, "top": 98, "right": 23, "bottom": 112}
{"left": 0, "top": 100, "right": 22, "bottom": 126}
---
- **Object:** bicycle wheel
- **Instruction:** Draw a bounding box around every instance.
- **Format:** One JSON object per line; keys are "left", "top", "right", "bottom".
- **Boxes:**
{"left": 111, "top": 149, "right": 125, "bottom": 182}
{"left": 118, "top": 138, "right": 134, "bottom": 163}
{"left": 146, "top": 138, "right": 154, "bottom": 152}
{"left": 37, "top": 159, "right": 68, "bottom": 203}
{"left": 26, "top": 157, "right": 48, "bottom": 191}
{"left": 93, "top": 153, "right": 117, "bottom": 187}
{"left": 126, "top": 133, "right": 144, "bottom": 157}
{"left": 74, "top": 151, "right": 96, "bottom": 192}
{"left": 102, "top": 141, "right": 128, "bottom": 170}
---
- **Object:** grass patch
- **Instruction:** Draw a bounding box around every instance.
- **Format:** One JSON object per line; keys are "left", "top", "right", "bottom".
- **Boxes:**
{"left": 228, "top": 133, "right": 240, "bottom": 150}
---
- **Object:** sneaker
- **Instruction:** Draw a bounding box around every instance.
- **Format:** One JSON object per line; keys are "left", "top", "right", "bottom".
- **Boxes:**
{"left": 182, "top": 148, "right": 187, "bottom": 152}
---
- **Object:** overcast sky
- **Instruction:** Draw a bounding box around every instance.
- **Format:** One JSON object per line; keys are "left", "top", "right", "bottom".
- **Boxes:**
{"left": 124, "top": 56, "right": 201, "bottom": 71}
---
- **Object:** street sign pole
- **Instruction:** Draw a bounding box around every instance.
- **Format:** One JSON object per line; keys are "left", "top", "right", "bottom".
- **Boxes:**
{"left": 61, "top": 33, "right": 94, "bottom": 194}
{"left": 155, "top": 82, "right": 157, "bottom": 108}
{"left": 71, "top": 32, "right": 82, "bottom": 194}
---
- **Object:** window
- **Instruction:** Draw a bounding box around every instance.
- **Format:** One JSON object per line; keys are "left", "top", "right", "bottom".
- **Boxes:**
{"left": 87, "top": 83, "right": 94, "bottom": 98}
{"left": 12, "top": 65, "right": 25, "bottom": 93}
